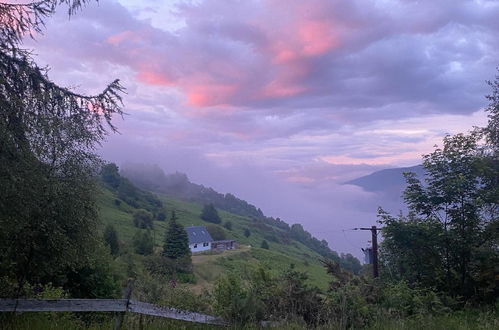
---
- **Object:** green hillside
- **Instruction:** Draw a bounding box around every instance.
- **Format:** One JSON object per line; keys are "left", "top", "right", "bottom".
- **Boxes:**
{"left": 98, "top": 182, "right": 331, "bottom": 291}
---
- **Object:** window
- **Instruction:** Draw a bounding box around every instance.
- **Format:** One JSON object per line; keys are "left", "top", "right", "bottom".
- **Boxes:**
{"left": 194, "top": 244, "right": 198, "bottom": 248}
{"left": 203, "top": 242, "right": 209, "bottom": 247}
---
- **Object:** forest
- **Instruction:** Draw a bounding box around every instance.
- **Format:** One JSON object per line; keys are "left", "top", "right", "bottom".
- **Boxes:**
{"left": 0, "top": 1, "right": 498, "bottom": 329}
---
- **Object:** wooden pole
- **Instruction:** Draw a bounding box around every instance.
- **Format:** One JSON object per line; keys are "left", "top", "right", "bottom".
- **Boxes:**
{"left": 114, "top": 279, "right": 134, "bottom": 330}
{"left": 371, "top": 226, "right": 379, "bottom": 278}
{"left": 354, "top": 226, "right": 380, "bottom": 278}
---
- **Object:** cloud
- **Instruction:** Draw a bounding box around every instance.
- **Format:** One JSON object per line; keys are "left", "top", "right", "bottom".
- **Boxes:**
{"left": 22, "top": 0, "right": 498, "bottom": 257}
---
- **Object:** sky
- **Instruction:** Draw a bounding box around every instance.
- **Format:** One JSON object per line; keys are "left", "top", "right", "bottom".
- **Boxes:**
{"left": 24, "top": 0, "right": 499, "bottom": 258}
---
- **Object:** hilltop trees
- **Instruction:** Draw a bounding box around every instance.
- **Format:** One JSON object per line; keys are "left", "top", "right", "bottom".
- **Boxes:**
{"left": 0, "top": 0, "right": 124, "bottom": 296}
{"left": 201, "top": 203, "right": 222, "bottom": 224}
{"left": 163, "top": 211, "right": 191, "bottom": 259}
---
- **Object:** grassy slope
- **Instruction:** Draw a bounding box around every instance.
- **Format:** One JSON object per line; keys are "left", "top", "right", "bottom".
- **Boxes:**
{"left": 98, "top": 185, "right": 330, "bottom": 291}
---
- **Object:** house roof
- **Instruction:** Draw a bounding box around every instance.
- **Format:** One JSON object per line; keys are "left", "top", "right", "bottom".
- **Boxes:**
{"left": 185, "top": 226, "right": 214, "bottom": 244}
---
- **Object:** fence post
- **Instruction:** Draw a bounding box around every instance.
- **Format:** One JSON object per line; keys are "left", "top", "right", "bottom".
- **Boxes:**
{"left": 114, "top": 279, "right": 134, "bottom": 330}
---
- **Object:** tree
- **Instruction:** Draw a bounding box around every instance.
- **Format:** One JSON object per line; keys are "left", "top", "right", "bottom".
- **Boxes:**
{"left": 0, "top": 0, "right": 124, "bottom": 296}
{"left": 260, "top": 240, "right": 269, "bottom": 249}
{"left": 133, "top": 230, "right": 154, "bottom": 256}
{"left": 100, "top": 163, "right": 121, "bottom": 189}
{"left": 133, "top": 209, "right": 154, "bottom": 229}
{"left": 380, "top": 75, "right": 499, "bottom": 301}
{"left": 224, "top": 221, "right": 233, "bottom": 230}
{"left": 103, "top": 224, "right": 120, "bottom": 256}
{"left": 201, "top": 203, "right": 221, "bottom": 224}
{"left": 206, "top": 224, "right": 226, "bottom": 240}
{"left": 163, "top": 211, "right": 191, "bottom": 259}
{"left": 244, "top": 228, "right": 251, "bottom": 238}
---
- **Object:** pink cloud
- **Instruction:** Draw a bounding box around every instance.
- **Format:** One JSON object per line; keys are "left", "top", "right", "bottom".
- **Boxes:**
{"left": 187, "top": 84, "right": 238, "bottom": 107}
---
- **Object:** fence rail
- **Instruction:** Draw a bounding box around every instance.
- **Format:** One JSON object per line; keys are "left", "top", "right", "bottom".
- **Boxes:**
{"left": 0, "top": 299, "right": 227, "bottom": 326}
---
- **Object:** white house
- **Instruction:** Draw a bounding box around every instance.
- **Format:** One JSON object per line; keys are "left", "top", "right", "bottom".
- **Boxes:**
{"left": 185, "top": 226, "right": 213, "bottom": 253}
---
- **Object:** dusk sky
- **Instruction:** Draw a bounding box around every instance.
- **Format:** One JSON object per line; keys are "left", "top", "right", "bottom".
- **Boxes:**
{"left": 26, "top": 0, "right": 499, "bottom": 257}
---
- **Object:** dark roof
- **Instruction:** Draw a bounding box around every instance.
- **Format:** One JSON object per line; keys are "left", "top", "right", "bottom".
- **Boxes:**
{"left": 185, "top": 226, "right": 213, "bottom": 244}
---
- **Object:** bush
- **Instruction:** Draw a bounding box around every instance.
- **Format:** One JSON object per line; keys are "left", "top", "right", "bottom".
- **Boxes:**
{"left": 103, "top": 224, "right": 119, "bottom": 256}
{"left": 224, "top": 221, "right": 233, "bottom": 230}
{"left": 213, "top": 274, "right": 263, "bottom": 324}
{"left": 261, "top": 240, "right": 269, "bottom": 249}
{"left": 206, "top": 224, "right": 226, "bottom": 240}
{"left": 200, "top": 203, "right": 221, "bottom": 224}
{"left": 133, "top": 209, "right": 154, "bottom": 229}
{"left": 144, "top": 255, "right": 193, "bottom": 277}
{"left": 156, "top": 211, "right": 166, "bottom": 221}
{"left": 133, "top": 230, "right": 154, "bottom": 255}
{"left": 244, "top": 228, "right": 251, "bottom": 237}
{"left": 65, "top": 244, "right": 122, "bottom": 298}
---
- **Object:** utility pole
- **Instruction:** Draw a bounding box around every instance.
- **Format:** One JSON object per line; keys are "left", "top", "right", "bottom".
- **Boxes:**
{"left": 354, "top": 226, "right": 379, "bottom": 278}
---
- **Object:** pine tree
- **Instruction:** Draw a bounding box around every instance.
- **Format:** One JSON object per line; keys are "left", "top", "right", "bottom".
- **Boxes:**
{"left": 163, "top": 211, "right": 191, "bottom": 259}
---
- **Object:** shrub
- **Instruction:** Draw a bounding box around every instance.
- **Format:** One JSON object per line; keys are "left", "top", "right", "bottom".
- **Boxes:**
{"left": 244, "top": 228, "right": 251, "bottom": 237}
{"left": 103, "top": 224, "right": 120, "bottom": 256}
{"left": 133, "top": 230, "right": 154, "bottom": 255}
{"left": 200, "top": 203, "right": 221, "bottom": 224}
{"left": 224, "top": 221, "right": 233, "bottom": 230}
{"left": 261, "top": 240, "right": 269, "bottom": 249}
{"left": 206, "top": 224, "right": 226, "bottom": 240}
{"left": 133, "top": 209, "right": 154, "bottom": 229}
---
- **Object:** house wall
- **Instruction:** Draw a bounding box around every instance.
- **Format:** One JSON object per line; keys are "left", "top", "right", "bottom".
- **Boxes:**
{"left": 189, "top": 242, "right": 211, "bottom": 253}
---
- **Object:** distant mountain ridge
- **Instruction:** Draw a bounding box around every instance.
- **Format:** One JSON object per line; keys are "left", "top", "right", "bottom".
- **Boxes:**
{"left": 120, "top": 163, "right": 265, "bottom": 220}
{"left": 345, "top": 165, "right": 425, "bottom": 193}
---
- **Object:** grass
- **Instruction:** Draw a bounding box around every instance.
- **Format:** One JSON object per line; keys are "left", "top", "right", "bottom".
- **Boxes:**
{"left": 4, "top": 309, "right": 498, "bottom": 330}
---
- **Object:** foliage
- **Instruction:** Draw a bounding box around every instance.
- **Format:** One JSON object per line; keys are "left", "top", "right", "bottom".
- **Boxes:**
{"left": 244, "top": 228, "right": 251, "bottom": 237}
{"left": 205, "top": 224, "right": 226, "bottom": 240}
{"left": 213, "top": 273, "right": 264, "bottom": 324}
{"left": 223, "top": 221, "right": 233, "bottom": 230}
{"left": 339, "top": 253, "right": 362, "bottom": 275}
{"left": 144, "top": 255, "right": 193, "bottom": 278}
{"left": 133, "top": 209, "right": 154, "bottom": 229}
{"left": 380, "top": 134, "right": 498, "bottom": 302}
{"left": 260, "top": 240, "right": 270, "bottom": 249}
{"left": 65, "top": 244, "right": 122, "bottom": 298}
{"left": 200, "top": 203, "right": 221, "bottom": 224}
{"left": 0, "top": 0, "right": 124, "bottom": 297}
{"left": 103, "top": 224, "right": 119, "bottom": 256}
{"left": 213, "top": 266, "right": 323, "bottom": 325}
{"left": 156, "top": 211, "right": 167, "bottom": 221}
{"left": 380, "top": 71, "right": 499, "bottom": 303}
{"left": 100, "top": 163, "right": 165, "bottom": 218}
{"left": 133, "top": 230, "right": 154, "bottom": 256}
{"left": 163, "top": 211, "right": 191, "bottom": 260}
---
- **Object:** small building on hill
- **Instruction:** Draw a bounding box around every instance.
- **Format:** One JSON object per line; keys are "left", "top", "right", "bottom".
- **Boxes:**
{"left": 212, "top": 240, "right": 237, "bottom": 251}
{"left": 186, "top": 226, "right": 213, "bottom": 253}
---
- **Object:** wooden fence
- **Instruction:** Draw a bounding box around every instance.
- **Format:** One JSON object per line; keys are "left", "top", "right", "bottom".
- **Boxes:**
{"left": 0, "top": 298, "right": 227, "bottom": 327}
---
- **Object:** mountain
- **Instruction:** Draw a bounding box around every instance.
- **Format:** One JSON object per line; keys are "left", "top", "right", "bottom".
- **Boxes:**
{"left": 345, "top": 165, "right": 425, "bottom": 193}
{"left": 98, "top": 163, "right": 362, "bottom": 293}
